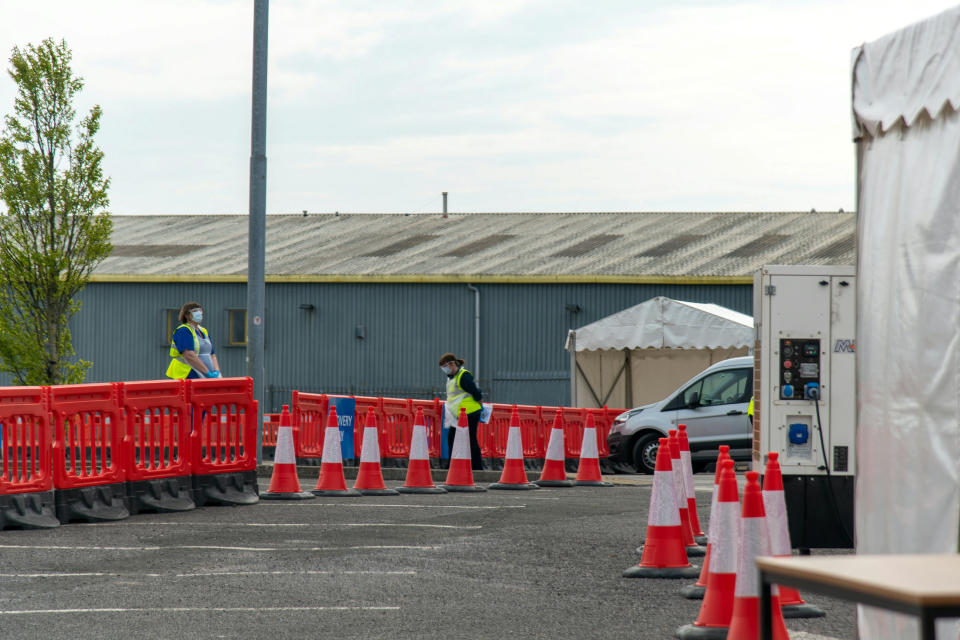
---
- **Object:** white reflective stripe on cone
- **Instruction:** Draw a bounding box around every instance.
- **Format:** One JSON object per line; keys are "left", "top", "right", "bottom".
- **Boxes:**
{"left": 579, "top": 427, "right": 599, "bottom": 458}
{"left": 409, "top": 425, "right": 429, "bottom": 460}
{"left": 649, "top": 470, "right": 681, "bottom": 527}
{"left": 322, "top": 427, "right": 342, "bottom": 462}
{"left": 733, "top": 516, "right": 773, "bottom": 597}
{"left": 506, "top": 427, "right": 523, "bottom": 459}
{"left": 671, "top": 461, "right": 685, "bottom": 514}
{"left": 274, "top": 427, "right": 296, "bottom": 464}
{"left": 707, "top": 485, "right": 719, "bottom": 541}
{"left": 452, "top": 427, "right": 471, "bottom": 458}
{"left": 708, "top": 500, "right": 740, "bottom": 574}
{"left": 680, "top": 450, "right": 695, "bottom": 499}
{"left": 544, "top": 429, "right": 564, "bottom": 460}
{"left": 359, "top": 427, "right": 380, "bottom": 463}
{"left": 762, "top": 489, "right": 792, "bottom": 556}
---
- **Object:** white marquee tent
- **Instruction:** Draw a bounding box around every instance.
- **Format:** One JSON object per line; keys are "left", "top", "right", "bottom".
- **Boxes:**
{"left": 854, "top": 6, "right": 960, "bottom": 639}
{"left": 565, "top": 297, "right": 754, "bottom": 409}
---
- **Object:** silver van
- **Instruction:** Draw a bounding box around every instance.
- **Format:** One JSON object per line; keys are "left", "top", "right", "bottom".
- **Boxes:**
{"left": 606, "top": 356, "right": 752, "bottom": 474}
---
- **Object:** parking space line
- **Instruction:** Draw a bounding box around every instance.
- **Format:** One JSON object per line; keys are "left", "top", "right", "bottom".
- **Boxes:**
{"left": 0, "top": 570, "right": 417, "bottom": 579}
{"left": 0, "top": 544, "right": 441, "bottom": 552}
{"left": 79, "top": 522, "right": 481, "bottom": 530}
{"left": 258, "top": 503, "right": 524, "bottom": 509}
{"left": 0, "top": 606, "right": 400, "bottom": 616}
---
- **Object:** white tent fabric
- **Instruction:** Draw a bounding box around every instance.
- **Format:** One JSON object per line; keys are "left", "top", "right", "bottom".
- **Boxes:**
{"left": 564, "top": 297, "right": 753, "bottom": 352}
{"left": 853, "top": 7, "right": 960, "bottom": 640}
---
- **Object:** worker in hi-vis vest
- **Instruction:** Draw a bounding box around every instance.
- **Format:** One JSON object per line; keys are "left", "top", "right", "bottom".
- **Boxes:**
{"left": 166, "top": 301, "right": 222, "bottom": 379}
{"left": 440, "top": 352, "right": 484, "bottom": 470}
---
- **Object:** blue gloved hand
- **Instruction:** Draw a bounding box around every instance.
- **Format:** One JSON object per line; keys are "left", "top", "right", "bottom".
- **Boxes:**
{"left": 207, "top": 370, "right": 221, "bottom": 378}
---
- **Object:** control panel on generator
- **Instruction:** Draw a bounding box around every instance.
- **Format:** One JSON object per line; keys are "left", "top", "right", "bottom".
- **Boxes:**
{"left": 754, "top": 265, "right": 855, "bottom": 549}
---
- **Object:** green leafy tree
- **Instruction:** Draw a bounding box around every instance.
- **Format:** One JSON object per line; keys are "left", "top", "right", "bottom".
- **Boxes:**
{"left": 0, "top": 38, "right": 112, "bottom": 385}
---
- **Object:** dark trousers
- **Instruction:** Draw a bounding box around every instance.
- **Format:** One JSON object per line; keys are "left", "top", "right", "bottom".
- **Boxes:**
{"left": 447, "top": 409, "right": 484, "bottom": 470}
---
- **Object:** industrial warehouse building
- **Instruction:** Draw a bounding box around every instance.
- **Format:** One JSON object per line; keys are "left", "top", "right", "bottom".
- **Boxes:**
{"left": 15, "top": 211, "right": 854, "bottom": 411}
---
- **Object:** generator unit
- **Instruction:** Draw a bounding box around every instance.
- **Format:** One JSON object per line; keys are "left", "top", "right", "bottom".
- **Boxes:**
{"left": 753, "top": 265, "right": 856, "bottom": 549}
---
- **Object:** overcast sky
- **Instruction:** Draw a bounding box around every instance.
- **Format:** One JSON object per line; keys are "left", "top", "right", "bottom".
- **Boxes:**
{"left": 0, "top": 1, "right": 956, "bottom": 215}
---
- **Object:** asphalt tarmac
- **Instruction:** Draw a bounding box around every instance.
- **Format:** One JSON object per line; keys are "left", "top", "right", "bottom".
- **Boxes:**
{"left": 0, "top": 473, "right": 856, "bottom": 640}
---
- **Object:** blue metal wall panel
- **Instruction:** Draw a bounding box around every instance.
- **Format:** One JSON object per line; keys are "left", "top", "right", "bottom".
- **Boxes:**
{"left": 0, "top": 282, "right": 751, "bottom": 410}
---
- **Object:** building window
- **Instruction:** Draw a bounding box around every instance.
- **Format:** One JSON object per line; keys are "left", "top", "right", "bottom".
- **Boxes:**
{"left": 228, "top": 309, "right": 247, "bottom": 346}
{"left": 165, "top": 309, "right": 181, "bottom": 344}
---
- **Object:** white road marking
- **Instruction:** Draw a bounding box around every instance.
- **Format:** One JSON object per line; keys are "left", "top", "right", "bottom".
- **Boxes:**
{"left": 0, "top": 544, "right": 440, "bottom": 552}
{"left": 0, "top": 606, "right": 400, "bottom": 616}
{"left": 259, "top": 503, "right": 524, "bottom": 509}
{"left": 80, "top": 522, "right": 481, "bottom": 530}
{"left": 0, "top": 570, "right": 416, "bottom": 579}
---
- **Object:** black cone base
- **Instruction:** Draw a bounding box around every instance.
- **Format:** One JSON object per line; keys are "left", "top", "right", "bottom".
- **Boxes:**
{"left": 573, "top": 480, "right": 614, "bottom": 486}
{"left": 488, "top": 482, "right": 540, "bottom": 490}
{"left": 680, "top": 583, "right": 706, "bottom": 599}
{"left": 396, "top": 485, "right": 447, "bottom": 494}
{"left": 685, "top": 545, "right": 706, "bottom": 558}
{"left": 533, "top": 479, "right": 574, "bottom": 487}
{"left": 356, "top": 487, "right": 400, "bottom": 496}
{"left": 623, "top": 564, "right": 700, "bottom": 579}
{"left": 312, "top": 488, "right": 361, "bottom": 497}
{"left": 675, "top": 623, "right": 729, "bottom": 639}
{"left": 782, "top": 603, "right": 826, "bottom": 619}
{"left": 260, "top": 491, "right": 316, "bottom": 500}
{"left": 694, "top": 535, "right": 708, "bottom": 545}
{"left": 440, "top": 484, "right": 487, "bottom": 493}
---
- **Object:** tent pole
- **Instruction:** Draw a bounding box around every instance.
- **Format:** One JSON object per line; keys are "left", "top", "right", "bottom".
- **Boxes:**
{"left": 623, "top": 348, "right": 633, "bottom": 408}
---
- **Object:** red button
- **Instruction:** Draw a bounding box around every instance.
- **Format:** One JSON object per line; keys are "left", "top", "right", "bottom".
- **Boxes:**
{"left": 784, "top": 360, "right": 792, "bottom": 369}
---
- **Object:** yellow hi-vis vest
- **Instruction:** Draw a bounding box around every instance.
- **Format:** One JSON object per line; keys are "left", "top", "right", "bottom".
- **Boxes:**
{"left": 446, "top": 367, "right": 482, "bottom": 416}
{"left": 165, "top": 323, "right": 210, "bottom": 379}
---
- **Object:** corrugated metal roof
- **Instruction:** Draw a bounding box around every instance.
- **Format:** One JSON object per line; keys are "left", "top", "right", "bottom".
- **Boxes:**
{"left": 94, "top": 211, "right": 856, "bottom": 282}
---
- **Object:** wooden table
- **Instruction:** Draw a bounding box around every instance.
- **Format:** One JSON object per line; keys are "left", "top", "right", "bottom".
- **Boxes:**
{"left": 757, "top": 554, "right": 960, "bottom": 640}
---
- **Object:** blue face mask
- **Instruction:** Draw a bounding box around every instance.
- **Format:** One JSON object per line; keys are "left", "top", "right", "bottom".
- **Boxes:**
{"left": 191, "top": 310, "right": 203, "bottom": 323}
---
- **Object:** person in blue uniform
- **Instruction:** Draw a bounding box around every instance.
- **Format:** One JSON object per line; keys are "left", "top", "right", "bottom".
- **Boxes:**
{"left": 166, "top": 301, "right": 221, "bottom": 379}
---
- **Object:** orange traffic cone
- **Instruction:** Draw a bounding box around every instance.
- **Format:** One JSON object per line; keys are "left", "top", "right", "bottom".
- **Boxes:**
{"left": 762, "top": 452, "right": 825, "bottom": 619}
{"left": 725, "top": 470, "right": 790, "bottom": 640}
{"left": 261, "top": 405, "right": 315, "bottom": 500}
{"left": 440, "top": 408, "right": 486, "bottom": 493}
{"left": 669, "top": 430, "right": 704, "bottom": 557}
{"left": 489, "top": 406, "right": 539, "bottom": 490}
{"left": 682, "top": 445, "right": 731, "bottom": 600}
{"left": 534, "top": 409, "right": 572, "bottom": 487}
{"left": 676, "top": 459, "right": 739, "bottom": 639}
{"left": 623, "top": 437, "right": 699, "bottom": 578}
{"left": 312, "top": 406, "right": 360, "bottom": 497}
{"left": 678, "top": 424, "right": 706, "bottom": 542}
{"left": 353, "top": 408, "right": 399, "bottom": 496}
{"left": 573, "top": 412, "right": 612, "bottom": 486}
{"left": 397, "top": 407, "right": 446, "bottom": 494}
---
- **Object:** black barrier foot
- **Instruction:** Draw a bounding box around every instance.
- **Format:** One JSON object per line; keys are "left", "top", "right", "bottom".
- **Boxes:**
{"left": 488, "top": 482, "right": 540, "bottom": 490}
{"left": 128, "top": 478, "right": 196, "bottom": 515}
{"left": 622, "top": 564, "right": 701, "bottom": 579}
{"left": 680, "top": 583, "right": 706, "bottom": 599}
{"left": 312, "top": 488, "right": 362, "bottom": 497}
{"left": 532, "top": 479, "right": 574, "bottom": 487}
{"left": 193, "top": 470, "right": 259, "bottom": 507}
{"left": 56, "top": 484, "right": 129, "bottom": 524}
{"left": 355, "top": 487, "right": 400, "bottom": 496}
{"left": 781, "top": 603, "right": 826, "bottom": 619}
{"left": 675, "top": 623, "right": 729, "bottom": 639}
{"left": 440, "top": 484, "right": 487, "bottom": 493}
{"left": 396, "top": 486, "right": 447, "bottom": 494}
{"left": 0, "top": 491, "right": 59, "bottom": 530}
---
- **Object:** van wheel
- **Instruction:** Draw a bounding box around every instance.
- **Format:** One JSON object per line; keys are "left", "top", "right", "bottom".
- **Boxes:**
{"left": 632, "top": 433, "right": 660, "bottom": 474}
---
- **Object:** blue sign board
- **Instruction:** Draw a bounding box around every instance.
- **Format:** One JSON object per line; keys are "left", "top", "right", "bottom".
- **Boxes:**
{"left": 329, "top": 396, "right": 356, "bottom": 461}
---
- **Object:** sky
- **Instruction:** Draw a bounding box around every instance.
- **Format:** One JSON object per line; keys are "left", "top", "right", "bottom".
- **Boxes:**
{"left": 0, "top": 0, "right": 957, "bottom": 216}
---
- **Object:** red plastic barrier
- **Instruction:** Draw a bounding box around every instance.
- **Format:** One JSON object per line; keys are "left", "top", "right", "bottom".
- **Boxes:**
{"left": 122, "top": 379, "right": 191, "bottom": 482}
{"left": 261, "top": 413, "right": 280, "bottom": 448}
{"left": 49, "top": 383, "right": 125, "bottom": 489}
{"left": 409, "top": 399, "right": 443, "bottom": 458}
{"left": 589, "top": 407, "right": 616, "bottom": 458}
{"left": 558, "top": 407, "right": 588, "bottom": 458}
{"left": 0, "top": 386, "right": 52, "bottom": 495}
{"left": 292, "top": 391, "right": 328, "bottom": 457}
{"left": 482, "top": 404, "right": 511, "bottom": 458}
{"left": 187, "top": 377, "right": 257, "bottom": 476}
{"left": 380, "top": 397, "right": 412, "bottom": 458}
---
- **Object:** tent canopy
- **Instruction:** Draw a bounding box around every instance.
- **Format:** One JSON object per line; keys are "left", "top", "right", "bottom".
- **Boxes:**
{"left": 565, "top": 296, "right": 753, "bottom": 352}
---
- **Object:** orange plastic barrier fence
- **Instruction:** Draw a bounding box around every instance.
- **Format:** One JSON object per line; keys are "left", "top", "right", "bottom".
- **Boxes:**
{"left": 122, "top": 379, "right": 191, "bottom": 482}
{"left": 261, "top": 413, "right": 280, "bottom": 447}
{"left": 291, "top": 391, "right": 328, "bottom": 457}
{"left": 49, "top": 383, "right": 126, "bottom": 489}
{"left": 188, "top": 377, "right": 257, "bottom": 476}
{"left": 0, "top": 386, "right": 52, "bottom": 495}
{"left": 289, "top": 392, "right": 621, "bottom": 460}
{"left": 380, "top": 397, "right": 412, "bottom": 457}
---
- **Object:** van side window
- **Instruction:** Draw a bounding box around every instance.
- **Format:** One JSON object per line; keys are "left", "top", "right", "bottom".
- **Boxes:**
{"left": 699, "top": 368, "right": 752, "bottom": 406}
{"left": 664, "top": 380, "right": 704, "bottom": 411}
